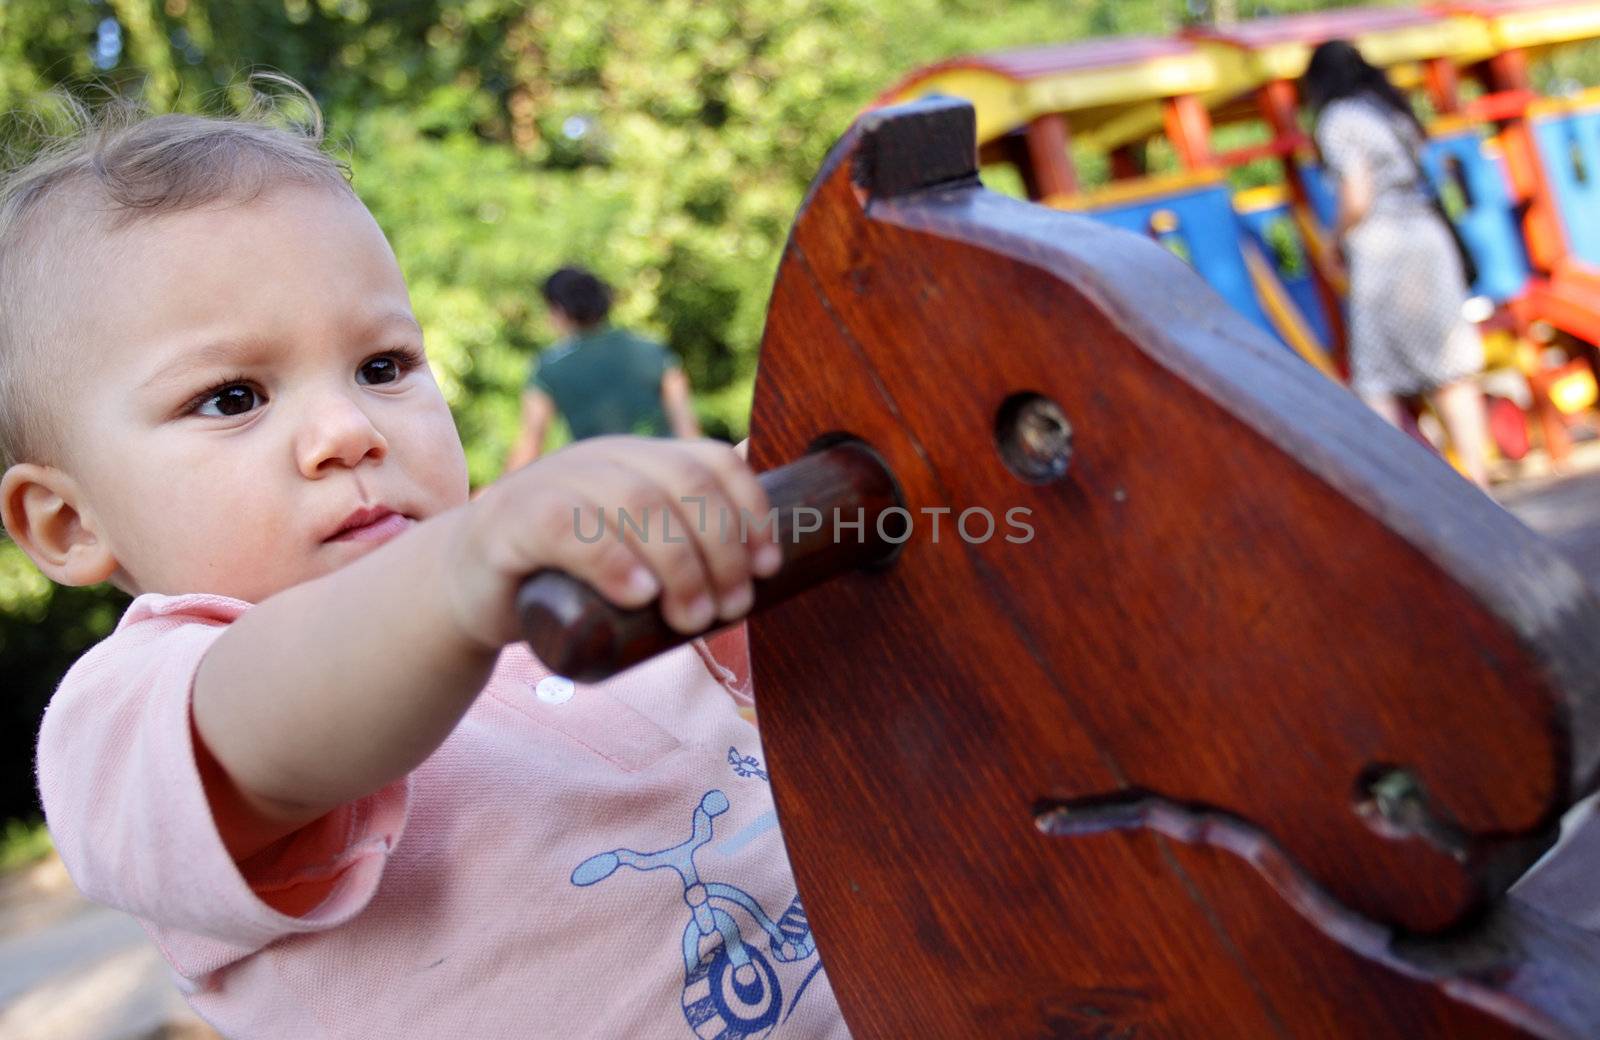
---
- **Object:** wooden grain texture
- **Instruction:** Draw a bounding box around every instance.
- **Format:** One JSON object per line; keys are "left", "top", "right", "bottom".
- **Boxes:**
{"left": 746, "top": 97, "right": 1600, "bottom": 1038}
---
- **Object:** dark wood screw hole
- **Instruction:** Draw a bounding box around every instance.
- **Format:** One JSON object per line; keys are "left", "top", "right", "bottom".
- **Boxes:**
{"left": 996, "top": 392, "right": 1073, "bottom": 484}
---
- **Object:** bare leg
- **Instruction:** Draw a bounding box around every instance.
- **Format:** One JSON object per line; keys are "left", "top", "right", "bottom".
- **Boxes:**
{"left": 1431, "top": 378, "right": 1491, "bottom": 488}
{"left": 1358, "top": 389, "right": 1404, "bottom": 427}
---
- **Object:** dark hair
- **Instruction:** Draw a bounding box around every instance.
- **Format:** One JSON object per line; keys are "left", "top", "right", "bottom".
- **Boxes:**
{"left": 541, "top": 265, "right": 612, "bottom": 327}
{"left": 1302, "top": 39, "right": 1423, "bottom": 133}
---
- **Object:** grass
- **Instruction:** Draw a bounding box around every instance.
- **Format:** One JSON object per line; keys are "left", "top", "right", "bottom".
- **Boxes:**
{"left": 0, "top": 817, "right": 53, "bottom": 873}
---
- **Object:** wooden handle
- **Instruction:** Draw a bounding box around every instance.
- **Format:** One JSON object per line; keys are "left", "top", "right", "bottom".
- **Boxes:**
{"left": 516, "top": 440, "right": 903, "bottom": 682}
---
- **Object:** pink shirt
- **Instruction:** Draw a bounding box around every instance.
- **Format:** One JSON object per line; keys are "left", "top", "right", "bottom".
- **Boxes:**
{"left": 37, "top": 593, "right": 849, "bottom": 1039}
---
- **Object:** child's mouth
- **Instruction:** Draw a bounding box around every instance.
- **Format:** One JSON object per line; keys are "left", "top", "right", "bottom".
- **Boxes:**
{"left": 327, "top": 508, "right": 413, "bottom": 543}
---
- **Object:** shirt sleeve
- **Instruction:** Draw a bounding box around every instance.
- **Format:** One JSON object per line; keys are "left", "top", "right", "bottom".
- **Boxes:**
{"left": 528, "top": 355, "right": 554, "bottom": 396}
{"left": 694, "top": 622, "right": 754, "bottom": 709}
{"left": 529, "top": 338, "right": 578, "bottom": 398}
{"left": 1315, "top": 102, "right": 1374, "bottom": 185}
{"left": 36, "top": 592, "right": 410, "bottom": 979}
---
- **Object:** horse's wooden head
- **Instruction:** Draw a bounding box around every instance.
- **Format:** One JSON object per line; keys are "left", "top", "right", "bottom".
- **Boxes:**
{"left": 744, "top": 98, "right": 1600, "bottom": 1039}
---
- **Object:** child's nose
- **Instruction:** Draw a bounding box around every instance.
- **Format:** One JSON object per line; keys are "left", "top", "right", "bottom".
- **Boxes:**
{"left": 295, "top": 395, "right": 389, "bottom": 476}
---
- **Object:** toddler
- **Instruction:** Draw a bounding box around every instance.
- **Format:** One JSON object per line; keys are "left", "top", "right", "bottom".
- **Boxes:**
{"left": 0, "top": 93, "right": 848, "bottom": 1039}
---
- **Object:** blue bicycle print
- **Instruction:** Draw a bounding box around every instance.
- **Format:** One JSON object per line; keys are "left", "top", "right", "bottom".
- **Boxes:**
{"left": 571, "top": 790, "right": 818, "bottom": 1039}
{"left": 728, "top": 746, "right": 769, "bottom": 781}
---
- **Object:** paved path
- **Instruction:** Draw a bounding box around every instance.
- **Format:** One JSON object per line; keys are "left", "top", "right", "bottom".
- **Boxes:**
{"left": 1497, "top": 460, "right": 1600, "bottom": 588}
{"left": 0, "top": 857, "right": 216, "bottom": 1040}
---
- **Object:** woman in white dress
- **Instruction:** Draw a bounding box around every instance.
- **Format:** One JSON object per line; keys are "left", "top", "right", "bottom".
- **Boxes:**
{"left": 1303, "top": 39, "right": 1490, "bottom": 488}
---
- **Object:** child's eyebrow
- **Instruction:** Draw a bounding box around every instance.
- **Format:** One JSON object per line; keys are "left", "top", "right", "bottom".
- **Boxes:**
{"left": 136, "top": 310, "right": 423, "bottom": 394}
{"left": 137, "top": 336, "right": 275, "bottom": 393}
{"left": 364, "top": 309, "right": 425, "bottom": 338}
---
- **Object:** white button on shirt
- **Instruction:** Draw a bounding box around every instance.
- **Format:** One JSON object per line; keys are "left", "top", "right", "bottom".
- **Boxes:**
{"left": 535, "top": 675, "right": 575, "bottom": 704}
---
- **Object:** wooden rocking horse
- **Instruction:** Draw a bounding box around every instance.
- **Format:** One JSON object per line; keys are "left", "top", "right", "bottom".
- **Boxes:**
{"left": 520, "top": 98, "right": 1600, "bottom": 1039}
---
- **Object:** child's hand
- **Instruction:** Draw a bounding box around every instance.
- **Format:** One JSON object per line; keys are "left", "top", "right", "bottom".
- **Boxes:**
{"left": 447, "top": 437, "right": 781, "bottom": 648}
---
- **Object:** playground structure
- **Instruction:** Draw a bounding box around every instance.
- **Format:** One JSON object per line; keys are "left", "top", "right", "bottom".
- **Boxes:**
{"left": 881, "top": 1, "right": 1600, "bottom": 466}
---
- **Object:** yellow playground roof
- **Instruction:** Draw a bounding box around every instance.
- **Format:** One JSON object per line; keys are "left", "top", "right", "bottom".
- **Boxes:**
{"left": 883, "top": 2, "right": 1600, "bottom": 150}
{"left": 1439, "top": 1, "right": 1600, "bottom": 52}
{"left": 880, "top": 37, "right": 1244, "bottom": 150}
{"left": 1189, "top": 7, "right": 1495, "bottom": 82}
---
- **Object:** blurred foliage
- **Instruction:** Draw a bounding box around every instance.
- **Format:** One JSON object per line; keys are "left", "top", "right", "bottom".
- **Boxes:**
{"left": 0, "top": 816, "right": 53, "bottom": 873}
{"left": 1535, "top": 38, "right": 1600, "bottom": 97}
{"left": 3, "top": 0, "right": 1599, "bottom": 826}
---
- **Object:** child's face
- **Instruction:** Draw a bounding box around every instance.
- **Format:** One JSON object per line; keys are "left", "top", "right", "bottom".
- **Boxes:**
{"left": 50, "top": 183, "right": 469, "bottom": 602}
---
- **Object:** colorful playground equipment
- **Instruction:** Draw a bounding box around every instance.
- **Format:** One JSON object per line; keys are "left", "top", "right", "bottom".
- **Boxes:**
{"left": 880, "top": 1, "right": 1600, "bottom": 463}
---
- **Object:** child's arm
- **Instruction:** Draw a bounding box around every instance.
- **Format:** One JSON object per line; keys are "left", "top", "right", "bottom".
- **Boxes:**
{"left": 192, "top": 437, "right": 778, "bottom": 861}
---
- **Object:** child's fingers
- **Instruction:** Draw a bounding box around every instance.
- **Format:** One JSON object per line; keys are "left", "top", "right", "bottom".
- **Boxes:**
{"left": 669, "top": 439, "right": 780, "bottom": 578}
{"left": 604, "top": 450, "right": 754, "bottom": 625}
{"left": 493, "top": 480, "right": 662, "bottom": 613}
{"left": 560, "top": 459, "right": 723, "bottom": 634}
{"left": 488, "top": 437, "right": 778, "bottom": 639}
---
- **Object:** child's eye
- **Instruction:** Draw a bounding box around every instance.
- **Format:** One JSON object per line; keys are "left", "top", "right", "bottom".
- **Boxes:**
{"left": 195, "top": 383, "right": 264, "bottom": 417}
{"left": 357, "top": 349, "right": 421, "bottom": 386}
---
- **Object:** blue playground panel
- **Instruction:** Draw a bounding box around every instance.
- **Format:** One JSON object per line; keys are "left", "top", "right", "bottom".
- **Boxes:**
{"left": 1235, "top": 198, "right": 1334, "bottom": 347}
{"left": 1301, "top": 164, "right": 1339, "bottom": 230}
{"left": 1077, "top": 182, "right": 1275, "bottom": 341}
{"left": 1533, "top": 105, "right": 1600, "bottom": 269}
{"left": 1077, "top": 139, "right": 1526, "bottom": 359}
{"left": 1419, "top": 132, "right": 1531, "bottom": 303}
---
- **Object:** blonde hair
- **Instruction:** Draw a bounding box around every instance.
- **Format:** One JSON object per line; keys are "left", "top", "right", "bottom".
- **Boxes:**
{"left": 0, "top": 76, "right": 353, "bottom": 468}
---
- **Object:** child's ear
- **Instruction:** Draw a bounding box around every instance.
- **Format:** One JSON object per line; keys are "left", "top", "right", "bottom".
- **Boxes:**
{"left": 0, "top": 464, "right": 118, "bottom": 587}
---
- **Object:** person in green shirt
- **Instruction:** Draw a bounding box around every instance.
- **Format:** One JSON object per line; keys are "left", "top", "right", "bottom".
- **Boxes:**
{"left": 506, "top": 266, "right": 700, "bottom": 470}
